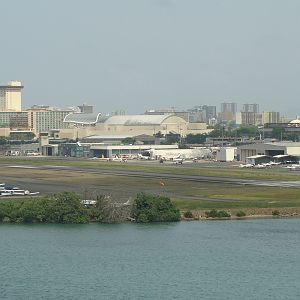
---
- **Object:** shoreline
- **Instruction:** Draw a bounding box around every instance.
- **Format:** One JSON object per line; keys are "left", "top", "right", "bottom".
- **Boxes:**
{"left": 181, "top": 207, "right": 300, "bottom": 221}
{"left": 1, "top": 214, "right": 300, "bottom": 225}
{"left": 182, "top": 214, "right": 300, "bottom": 221}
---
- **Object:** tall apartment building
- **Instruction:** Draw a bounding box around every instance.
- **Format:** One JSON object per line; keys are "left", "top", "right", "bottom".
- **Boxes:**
{"left": 0, "top": 111, "right": 29, "bottom": 129}
{"left": 219, "top": 102, "right": 237, "bottom": 122}
{"left": 262, "top": 112, "right": 280, "bottom": 124}
{"left": 242, "top": 103, "right": 259, "bottom": 113}
{"left": 203, "top": 105, "right": 217, "bottom": 119}
{"left": 241, "top": 112, "right": 263, "bottom": 126}
{"left": 27, "top": 107, "right": 74, "bottom": 134}
{"left": 78, "top": 104, "right": 93, "bottom": 114}
{"left": 187, "top": 105, "right": 217, "bottom": 123}
{"left": 0, "top": 81, "right": 23, "bottom": 111}
{"left": 221, "top": 102, "right": 237, "bottom": 114}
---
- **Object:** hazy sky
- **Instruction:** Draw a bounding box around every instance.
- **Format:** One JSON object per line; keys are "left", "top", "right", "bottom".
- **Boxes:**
{"left": 1, "top": 0, "right": 300, "bottom": 116}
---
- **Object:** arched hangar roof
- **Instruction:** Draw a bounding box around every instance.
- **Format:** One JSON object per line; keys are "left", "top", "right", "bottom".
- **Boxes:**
{"left": 104, "top": 114, "right": 185, "bottom": 125}
{"left": 290, "top": 118, "right": 300, "bottom": 124}
{"left": 64, "top": 113, "right": 107, "bottom": 125}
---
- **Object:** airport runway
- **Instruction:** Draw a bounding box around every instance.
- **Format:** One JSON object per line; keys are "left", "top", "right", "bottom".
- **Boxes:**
{"left": 6, "top": 164, "right": 300, "bottom": 189}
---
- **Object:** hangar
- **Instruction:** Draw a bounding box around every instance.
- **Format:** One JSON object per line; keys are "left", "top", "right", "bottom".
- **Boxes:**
{"left": 58, "top": 113, "right": 211, "bottom": 140}
{"left": 238, "top": 142, "right": 300, "bottom": 162}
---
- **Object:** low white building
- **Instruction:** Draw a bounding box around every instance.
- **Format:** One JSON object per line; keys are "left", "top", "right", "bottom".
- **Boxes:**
{"left": 216, "top": 147, "right": 236, "bottom": 162}
{"left": 89, "top": 144, "right": 178, "bottom": 159}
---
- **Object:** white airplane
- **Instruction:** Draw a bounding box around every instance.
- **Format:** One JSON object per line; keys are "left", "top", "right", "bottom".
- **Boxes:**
{"left": 285, "top": 164, "right": 300, "bottom": 170}
{"left": 112, "top": 156, "right": 127, "bottom": 162}
{"left": 254, "top": 164, "right": 267, "bottom": 169}
{"left": 137, "top": 153, "right": 151, "bottom": 160}
{"left": 239, "top": 163, "right": 254, "bottom": 168}
{"left": 112, "top": 198, "right": 133, "bottom": 207}
{"left": 270, "top": 161, "right": 281, "bottom": 165}
{"left": 263, "top": 162, "right": 272, "bottom": 167}
{"left": 172, "top": 155, "right": 184, "bottom": 164}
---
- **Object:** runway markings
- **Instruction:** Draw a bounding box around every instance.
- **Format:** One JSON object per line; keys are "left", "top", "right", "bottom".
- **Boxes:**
{"left": 8, "top": 165, "right": 38, "bottom": 169}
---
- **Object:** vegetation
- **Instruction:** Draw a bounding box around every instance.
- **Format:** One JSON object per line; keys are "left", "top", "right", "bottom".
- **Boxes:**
{"left": 185, "top": 134, "right": 207, "bottom": 144}
{"left": 0, "top": 192, "right": 181, "bottom": 224}
{"left": 183, "top": 210, "right": 194, "bottom": 218}
{"left": 0, "top": 192, "right": 88, "bottom": 224}
{"left": 205, "top": 209, "right": 231, "bottom": 218}
{"left": 88, "top": 194, "right": 130, "bottom": 223}
{"left": 272, "top": 210, "right": 280, "bottom": 216}
{"left": 161, "top": 133, "right": 181, "bottom": 145}
{"left": 0, "top": 192, "right": 130, "bottom": 224}
{"left": 131, "top": 193, "right": 180, "bottom": 223}
{"left": 121, "top": 137, "right": 135, "bottom": 145}
{"left": 236, "top": 211, "right": 246, "bottom": 217}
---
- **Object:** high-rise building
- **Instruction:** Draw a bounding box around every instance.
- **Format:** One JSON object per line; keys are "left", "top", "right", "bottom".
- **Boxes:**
{"left": 78, "top": 104, "right": 93, "bottom": 114}
{"left": 221, "top": 102, "right": 237, "bottom": 114}
{"left": 242, "top": 103, "right": 259, "bottom": 113}
{"left": 241, "top": 112, "right": 263, "bottom": 126}
{"left": 262, "top": 112, "right": 280, "bottom": 124}
{"left": 187, "top": 105, "right": 217, "bottom": 123}
{"left": 0, "top": 81, "right": 23, "bottom": 111}
{"left": 27, "top": 106, "right": 75, "bottom": 135}
{"left": 219, "top": 103, "right": 237, "bottom": 122}
{"left": 0, "top": 111, "right": 29, "bottom": 129}
{"left": 203, "top": 105, "right": 217, "bottom": 119}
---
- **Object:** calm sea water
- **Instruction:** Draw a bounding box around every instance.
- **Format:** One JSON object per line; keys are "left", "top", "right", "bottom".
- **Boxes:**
{"left": 0, "top": 219, "right": 299, "bottom": 300}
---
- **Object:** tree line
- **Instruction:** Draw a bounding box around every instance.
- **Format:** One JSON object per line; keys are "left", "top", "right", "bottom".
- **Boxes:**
{"left": 0, "top": 192, "right": 180, "bottom": 224}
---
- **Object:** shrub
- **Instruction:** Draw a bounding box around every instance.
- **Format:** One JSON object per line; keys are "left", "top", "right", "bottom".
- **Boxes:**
{"left": 205, "top": 209, "right": 218, "bottom": 218}
{"left": 236, "top": 211, "right": 246, "bottom": 217}
{"left": 205, "top": 209, "right": 231, "bottom": 218}
{"left": 0, "top": 192, "right": 89, "bottom": 224}
{"left": 131, "top": 193, "right": 180, "bottom": 223}
{"left": 183, "top": 211, "right": 194, "bottom": 219}
{"left": 2, "top": 216, "right": 10, "bottom": 223}
{"left": 272, "top": 210, "right": 280, "bottom": 216}
{"left": 217, "top": 210, "right": 231, "bottom": 218}
{"left": 88, "top": 194, "right": 131, "bottom": 223}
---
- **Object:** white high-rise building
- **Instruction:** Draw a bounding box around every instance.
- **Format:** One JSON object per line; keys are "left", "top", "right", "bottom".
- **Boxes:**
{"left": 0, "top": 81, "right": 23, "bottom": 111}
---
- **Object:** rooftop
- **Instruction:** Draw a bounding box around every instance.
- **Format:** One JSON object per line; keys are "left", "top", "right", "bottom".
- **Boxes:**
{"left": 264, "top": 142, "right": 300, "bottom": 147}
{"left": 64, "top": 113, "right": 107, "bottom": 124}
{"left": 104, "top": 114, "right": 182, "bottom": 125}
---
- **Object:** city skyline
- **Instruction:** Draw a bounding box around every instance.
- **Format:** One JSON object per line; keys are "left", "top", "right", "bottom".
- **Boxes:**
{"left": 1, "top": 0, "right": 300, "bottom": 117}
{"left": 0, "top": 80, "right": 291, "bottom": 123}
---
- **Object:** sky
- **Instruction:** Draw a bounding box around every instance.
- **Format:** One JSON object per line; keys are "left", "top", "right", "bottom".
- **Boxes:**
{"left": 1, "top": 0, "right": 300, "bottom": 117}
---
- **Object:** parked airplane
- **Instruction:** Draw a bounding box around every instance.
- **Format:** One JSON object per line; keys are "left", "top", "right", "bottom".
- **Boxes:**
{"left": 112, "top": 157, "right": 127, "bottom": 162}
{"left": 172, "top": 154, "right": 184, "bottom": 164}
{"left": 137, "top": 153, "right": 151, "bottom": 160}
{"left": 239, "top": 163, "right": 254, "bottom": 168}
{"left": 254, "top": 164, "right": 267, "bottom": 169}
{"left": 285, "top": 164, "right": 300, "bottom": 170}
{"left": 0, "top": 184, "right": 40, "bottom": 197}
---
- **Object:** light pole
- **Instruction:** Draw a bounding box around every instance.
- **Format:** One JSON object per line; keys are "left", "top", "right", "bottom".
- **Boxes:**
{"left": 221, "top": 124, "right": 225, "bottom": 147}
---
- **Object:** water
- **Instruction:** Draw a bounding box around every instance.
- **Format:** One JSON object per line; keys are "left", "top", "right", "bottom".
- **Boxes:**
{"left": 0, "top": 219, "right": 300, "bottom": 300}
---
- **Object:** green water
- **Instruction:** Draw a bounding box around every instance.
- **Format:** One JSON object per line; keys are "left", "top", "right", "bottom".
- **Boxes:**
{"left": 0, "top": 219, "right": 300, "bottom": 299}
